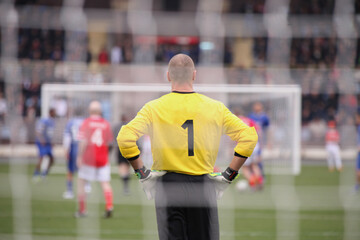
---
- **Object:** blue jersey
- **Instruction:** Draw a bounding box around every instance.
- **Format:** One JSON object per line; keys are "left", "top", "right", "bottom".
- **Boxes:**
{"left": 248, "top": 112, "right": 270, "bottom": 131}
{"left": 36, "top": 117, "right": 55, "bottom": 144}
{"left": 64, "top": 117, "right": 84, "bottom": 147}
{"left": 248, "top": 112, "right": 270, "bottom": 145}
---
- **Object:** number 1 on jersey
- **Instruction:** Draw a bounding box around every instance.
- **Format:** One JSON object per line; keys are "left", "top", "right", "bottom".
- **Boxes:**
{"left": 182, "top": 120, "right": 194, "bottom": 156}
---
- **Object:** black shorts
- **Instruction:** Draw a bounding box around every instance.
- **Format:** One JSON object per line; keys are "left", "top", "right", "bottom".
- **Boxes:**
{"left": 117, "top": 150, "right": 129, "bottom": 165}
{"left": 155, "top": 172, "right": 219, "bottom": 240}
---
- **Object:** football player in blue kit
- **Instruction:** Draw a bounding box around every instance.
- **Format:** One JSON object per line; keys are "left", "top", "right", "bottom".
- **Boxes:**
{"left": 355, "top": 113, "right": 360, "bottom": 192}
{"left": 248, "top": 102, "right": 270, "bottom": 178}
{"left": 63, "top": 108, "right": 84, "bottom": 199}
{"left": 33, "top": 108, "right": 56, "bottom": 181}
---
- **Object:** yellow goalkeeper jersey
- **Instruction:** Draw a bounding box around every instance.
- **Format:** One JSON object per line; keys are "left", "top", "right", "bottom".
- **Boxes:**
{"left": 117, "top": 91, "right": 258, "bottom": 175}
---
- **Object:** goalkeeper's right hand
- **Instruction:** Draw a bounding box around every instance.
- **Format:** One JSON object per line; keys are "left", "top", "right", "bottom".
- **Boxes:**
{"left": 208, "top": 167, "right": 238, "bottom": 199}
{"left": 134, "top": 166, "right": 166, "bottom": 200}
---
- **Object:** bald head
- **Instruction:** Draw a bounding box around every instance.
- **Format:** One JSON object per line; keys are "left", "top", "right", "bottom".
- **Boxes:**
{"left": 89, "top": 101, "right": 102, "bottom": 116}
{"left": 168, "top": 54, "right": 195, "bottom": 84}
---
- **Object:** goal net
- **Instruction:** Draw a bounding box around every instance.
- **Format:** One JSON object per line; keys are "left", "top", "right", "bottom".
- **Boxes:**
{"left": 41, "top": 83, "right": 301, "bottom": 175}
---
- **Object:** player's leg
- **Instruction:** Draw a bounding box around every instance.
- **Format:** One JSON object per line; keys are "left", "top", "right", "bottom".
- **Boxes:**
{"left": 187, "top": 206, "right": 219, "bottom": 240}
{"left": 155, "top": 173, "right": 219, "bottom": 240}
{"left": 241, "top": 165, "right": 255, "bottom": 188}
{"left": 326, "top": 144, "right": 335, "bottom": 172}
{"left": 119, "top": 163, "right": 131, "bottom": 194}
{"left": 33, "top": 156, "right": 43, "bottom": 177}
{"left": 76, "top": 177, "right": 87, "bottom": 217}
{"left": 356, "top": 151, "right": 360, "bottom": 192}
{"left": 117, "top": 151, "right": 131, "bottom": 195}
{"left": 63, "top": 147, "right": 76, "bottom": 199}
{"left": 63, "top": 172, "right": 74, "bottom": 199}
{"left": 251, "top": 162, "right": 264, "bottom": 189}
{"left": 100, "top": 181, "right": 113, "bottom": 218}
{"left": 253, "top": 144, "right": 265, "bottom": 179}
{"left": 46, "top": 148, "right": 55, "bottom": 173}
{"left": 76, "top": 165, "right": 94, "bottom": 217}
{"left": 33, "top": 142, "right": 44, "bottom": 180}
{"left": 155, "top": 173, "right": 186, "bottom": 239}
{"left": 333, "top": 144, "right": 342, "bottom": 171}
{"left": 98, "top": 164, "right": 113, "bottom": 218}
{"left": 187, "top": 176, "right": 219, "bottom": 240}
{"left": 41, "top": 144, "right": 54, "bottom": 177}
{"left": 257, "top": 160, "right": 265, "bottom": 177}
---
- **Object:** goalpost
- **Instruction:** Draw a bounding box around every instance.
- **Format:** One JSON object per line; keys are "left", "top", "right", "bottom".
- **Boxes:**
{"left": 41, "top": 83, "right": 301, "bottom": 175}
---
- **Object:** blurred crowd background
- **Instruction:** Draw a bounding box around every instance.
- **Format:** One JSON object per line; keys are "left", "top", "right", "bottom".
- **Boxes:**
{"left": 0, "top": 0, "right": 359, "bottom": 150}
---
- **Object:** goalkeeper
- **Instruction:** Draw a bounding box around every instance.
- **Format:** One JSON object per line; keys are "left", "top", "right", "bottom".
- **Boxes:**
{"left": 117, "top": 54, "right": 258, "bottom": 240}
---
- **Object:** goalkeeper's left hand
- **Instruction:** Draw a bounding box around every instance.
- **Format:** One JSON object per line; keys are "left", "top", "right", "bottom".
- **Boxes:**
{"left": 134, "top": 166, "right": 166, "bottom": 200}
{"left": 208, "top": 167, "right": 238, "bottom": 199}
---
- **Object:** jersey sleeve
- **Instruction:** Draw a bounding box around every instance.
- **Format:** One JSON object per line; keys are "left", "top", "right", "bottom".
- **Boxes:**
{"left": 117, "top": 104, "right": 152, "bottom": 159}
{"left": 63, "top": 121, "right": 72, "bottom": 149}
{"left": 223, "top": 106, "right": 258, "bottom": 158}
{"left": 263, "top": 115, "right": 270, "bottom": 128}
{"left": 77, "top": 120, "right": 88, "bottom": 142}
{"left": 36, "top": 119, "right": 45, "bottom": 135}
{"left": 105, "top": 122, "right": 114, "bottom": 145}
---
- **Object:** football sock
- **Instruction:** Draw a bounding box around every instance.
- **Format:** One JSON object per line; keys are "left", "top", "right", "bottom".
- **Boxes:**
{"left": 258, "top": 162, "right": 265, "bottom": 178}
{"left": 41, "top": 170, "right": 48, "bottom": 177}
{"left": 33, "top": 169, "right": 40, "bottom": 176}
{"left": 104, "top": 190, "right": 113, "bottom": 210}
{"left": 78, "top": 194, "right": 86, "bottom": 213}
{"left": 67, "top": 180, "right": 73, "bottom": 193}
{"left": 257, "top": 175, "right": 264, "bottom": 185}
{"left": 249, "top": 175, "right": 257, "bottom": 187}
{"left": 123, "top": 175, "right": 130, "bottom": 188}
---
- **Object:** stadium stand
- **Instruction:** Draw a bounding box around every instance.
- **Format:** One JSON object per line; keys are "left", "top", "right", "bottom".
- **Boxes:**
{"left": 0, "top": 0, "right": 359, "bottom": 150}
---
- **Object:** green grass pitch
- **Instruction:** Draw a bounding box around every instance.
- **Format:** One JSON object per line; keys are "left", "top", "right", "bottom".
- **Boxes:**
{"left": 0, "top": 162, "right": 359, "bottom": 240}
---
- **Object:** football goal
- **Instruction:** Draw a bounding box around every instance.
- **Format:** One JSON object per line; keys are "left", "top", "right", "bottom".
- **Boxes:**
{"left": 41, "top": 83, "right": 301, "bottom": 175}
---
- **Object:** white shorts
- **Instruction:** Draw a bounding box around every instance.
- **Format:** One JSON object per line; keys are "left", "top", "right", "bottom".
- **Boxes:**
{"left": 244, "top": 143, "right": 261, "bottom": 166}
{"left": 78, "top": 164, "right": 111, "bottom": 182}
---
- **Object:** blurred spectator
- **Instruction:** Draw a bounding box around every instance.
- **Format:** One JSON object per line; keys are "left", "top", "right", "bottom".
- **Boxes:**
{"left": 0, "top": 92, "right": 7, "bottom": 124}
{"left": 135, "top": 44, "right": 155, "bottom": 63}
{"left": 52, "top": 43, "right": 64, "bottom": 61}
{"left": 18, "top": 28, "right": 65, "bottom": 61}
{"left": 122, "top": 35, "right": 134, "bottom": 63}
{"left": 308, "top": 115, "right": 327, "bottom": 144}
{"left": 228, "top": 0, "right": 265, "bottom": 13}
{"left": 15, "top": 0, "right": 63, "bottom": 6}
{"left": 65, "top": 31, "right": 89, "bottom": 62}
{"left": 98, "top": 47, "right": 109, "bottom": 64}
{"left": 0, "top": 72, "right": 4, "bottom": 94}
{"left": 291, "top": 38, "right": 337, "bottom": 68}
{"left": 253, "top": 37, "right": 267, "bottom": 66}
{"left": 111, "top": 43, "right": 123, "bottom": 64}
{"left": 22, "top": 77, "right": 41, "bottom": 117}
{"left": 223, "top": 40, "right": 233, "bottom": 65}
{"left": 86, "top": 49, "right": 92, "bottom": 64}
{"left": 290, "top": 0, "right": 335, "bottom": 14}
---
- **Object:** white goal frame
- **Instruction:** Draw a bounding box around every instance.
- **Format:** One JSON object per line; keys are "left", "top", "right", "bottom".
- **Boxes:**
{"left": 42, "top": 83, "right": 301, "bottom": 175}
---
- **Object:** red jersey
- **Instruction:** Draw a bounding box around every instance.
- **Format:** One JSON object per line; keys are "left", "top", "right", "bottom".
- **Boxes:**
{"left": 326, "top": 129, "right": 339, "bottom": 143}
{"left": 78, "top": 116, "right": 113, "bottom": 167}
{"left": 238, "top": 115, "right": 260, "bottom": 133}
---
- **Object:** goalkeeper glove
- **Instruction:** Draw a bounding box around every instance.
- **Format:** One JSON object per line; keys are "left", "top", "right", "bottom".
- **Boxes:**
{"left": 134, "top": 166, "right": 166, "bottom": 200}
{"left": 208, "top": 167, "right": 238, "bottom": 199}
